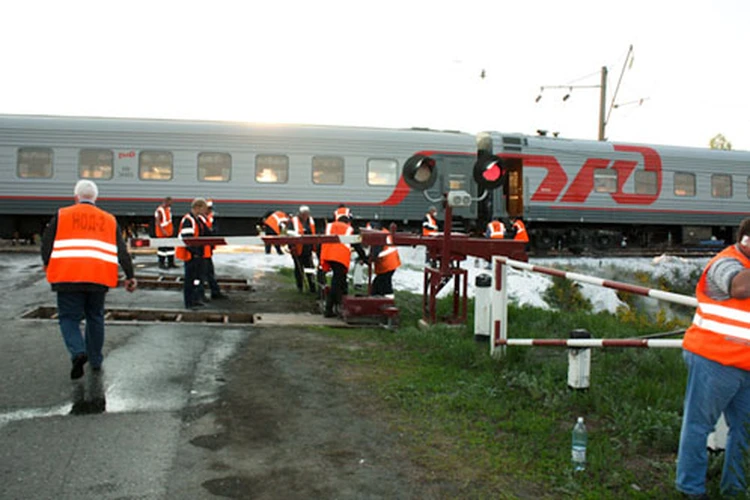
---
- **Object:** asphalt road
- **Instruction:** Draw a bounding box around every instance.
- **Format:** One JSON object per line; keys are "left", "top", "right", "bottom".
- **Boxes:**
{"left": 0, "top": 253, "right": 252, "bottom": 499}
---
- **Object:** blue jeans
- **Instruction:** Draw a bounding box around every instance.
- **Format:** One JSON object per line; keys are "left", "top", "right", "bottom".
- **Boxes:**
{"left": 676, "top": 350, "right": 750, "bottom": 497}
{"left": 56, "top": 290, "right": 107, "bottom": 368}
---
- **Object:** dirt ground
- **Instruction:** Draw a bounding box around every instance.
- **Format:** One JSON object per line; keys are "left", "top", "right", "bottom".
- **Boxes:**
{"left": 191, "top": 273, "right": 454, "bottom": 500}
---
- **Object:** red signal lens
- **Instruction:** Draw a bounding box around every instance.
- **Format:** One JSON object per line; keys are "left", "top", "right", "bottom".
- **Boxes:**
{"left": 483, "top": 162, "right": 502, "bottom": 182}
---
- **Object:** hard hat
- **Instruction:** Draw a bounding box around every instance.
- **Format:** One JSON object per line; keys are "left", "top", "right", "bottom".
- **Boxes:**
{"left": 299, "top": 205, "right": 310, "bottom": 213}
{"left": 206, "top": 199, "right": 214, "bottom": 208}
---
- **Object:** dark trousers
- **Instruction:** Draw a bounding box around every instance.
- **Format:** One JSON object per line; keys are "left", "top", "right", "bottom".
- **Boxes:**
{"left": 371, "top": 270, "right": 395, "bottom": 296}
{"left": 157, "top": 247, "right": 175, "bottom": 268}
{"left": 324, "top": 261, "right": 348, "bottom": 316}
{"left": 202, "top": 257, "right": 221, "bottom": 297}
{"left": 57, "top": 290, "right": 107, "bottom": 368}
{"left": 184, "top": 257, "right": 204, "bottom": 308}
{"left": 263, "top": 224, "right": 283, "bottom": 255}
{"left": 293, "top": 252, "right": 316, "bottom": 291}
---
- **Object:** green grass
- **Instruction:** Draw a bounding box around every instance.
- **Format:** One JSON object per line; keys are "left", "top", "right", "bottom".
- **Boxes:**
{"left": 318, "top": 289, "right": 741, "bottom": 499}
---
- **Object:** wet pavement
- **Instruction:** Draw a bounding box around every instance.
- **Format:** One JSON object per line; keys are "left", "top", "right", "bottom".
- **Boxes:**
{"left": 0, "top": 253, "right": 255, "bottom": 499}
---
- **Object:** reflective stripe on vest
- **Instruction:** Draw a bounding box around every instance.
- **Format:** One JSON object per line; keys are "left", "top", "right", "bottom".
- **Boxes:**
{"left": 334, "top": 207, "right": 351, "bottom": 221}
{"left": 46, "top": 204, "right": 119, "bottom": 287}
{"left": 513, "top": 221, "right": 529, "bottom": 242}
{"left": 423, "top": 214, "right": 438, "bottom": 236}
{"left": 321, "top": 221, "right": 352, "bottom": 267}
{"left": 291, "top": 215, "right": 316, "bottom": 255}
{"left": 683, "top": 244, "right": 750, "bottom": 370}
{"left": 375, "top": 230, "right": 400, "bottom": 274}
{"left": 265, "top": 211, "right": 288, "bottom": 234}
{"left": 154, "top": 205, "right": 173, "bottom": 237}
{"left": 487, "top": 221, "right": 505, "bottom": 239}
{"left": 176, "top": 213, "right": 200, "bottom": 261}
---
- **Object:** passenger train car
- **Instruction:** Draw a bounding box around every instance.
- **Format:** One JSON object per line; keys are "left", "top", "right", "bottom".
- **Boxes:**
{"left": 0, "top": 114, "right": 478, "bottom": 240}
{"left": 1, "top": 113, "right": 748, "bottom": 252}
{"left": 480, "top": 132, "right": 750, "bottom": 251}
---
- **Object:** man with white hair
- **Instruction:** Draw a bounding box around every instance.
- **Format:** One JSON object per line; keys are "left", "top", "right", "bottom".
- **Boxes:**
{"left": 41, "top": 180, "right": 137, "bottom": 380}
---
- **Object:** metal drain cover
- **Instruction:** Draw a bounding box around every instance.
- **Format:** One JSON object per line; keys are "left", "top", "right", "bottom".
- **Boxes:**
{"left": 21, "top": 306, "right": 255, "bottom": 324}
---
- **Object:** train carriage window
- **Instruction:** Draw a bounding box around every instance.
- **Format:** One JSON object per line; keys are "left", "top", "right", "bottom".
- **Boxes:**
{"left": 635, "top": 170, "right": 657, "bottom": 195}
{"left": 198, "top": 152, "right": 231, "bottom": 182}
{"left": 312, "top": 156, "right": 344, "bottom": 185}
{"left": 79, "top": 149, "right": 113, "bottom": 180}
{"left": 367, "top": 158, "right": 398, "bottom": 186}
{"left": 17, "top": 148, "right": 53, "bottom": 178}
{"left": 139, "top": 151, "right": 173, "bottom": 180}
{"left": 255, "top": 154, "right": 289, "bottom": 183}
{"left": 593, "top": 169, "right": 616, "bottom": 193}
{"left": 674, "top": 172, "right": 696, "bottom": 197}
{"left": 711, "top": 174, "right": 732, "bottom": 198}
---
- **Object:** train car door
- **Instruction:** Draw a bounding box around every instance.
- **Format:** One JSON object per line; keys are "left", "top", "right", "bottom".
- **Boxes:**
{"left": 504, "top": 158, "right": 523, "bottom": 218}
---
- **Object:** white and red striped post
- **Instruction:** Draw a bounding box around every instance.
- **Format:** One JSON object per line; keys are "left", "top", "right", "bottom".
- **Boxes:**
{"left": 490, "top": 256, "right": 698, "bottom": 358}
{"left": 489, "top": 259, "right": 508, "bottom": 358}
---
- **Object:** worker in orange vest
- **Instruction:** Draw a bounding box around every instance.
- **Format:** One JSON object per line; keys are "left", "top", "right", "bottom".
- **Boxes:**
{"left": 333, "top": 204, "right": 352, "bottom": 222}
{"left": 262, "top": 210, "right": 289, "bottom": 255}
{"left": 485, "top": 217, "right": 506, "bottom": 239}
{"left": 41, "top": 180, "right": 137, "bottom": 379}
{"left": 289, "top": 205, "right": 317, "bottom": 293}
{"left": 422, "top": 206, "right": 439, "bottom": 236}
{"left": 511, "top": 217, "right": 529, "bottom": 243}
{"left": 176, "top": 198, "right": 211, "bottom": 309}
{"left": 675, "top": 218, "right": 750, "bottom": 498}
{"left": 154, "top": 196, "right": 176, "bottom": 269}
{"left": 368, "top": 221, "right": 401, "bottom": 297}
{"left": 197, "top": 199, "right": 227, "bottom": 301}
{"left": 320, "top": 212, "right": 366, "bottom": 317}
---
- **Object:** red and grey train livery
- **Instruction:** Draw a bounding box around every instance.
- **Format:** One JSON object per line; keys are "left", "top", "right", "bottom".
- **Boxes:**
{"left": 0, "top": 114, "right": 746, "bottom": 251}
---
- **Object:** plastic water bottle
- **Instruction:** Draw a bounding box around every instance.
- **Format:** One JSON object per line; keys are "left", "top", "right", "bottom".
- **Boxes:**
{"left": 572, "top": 416, "right": 587, "bottom": 472}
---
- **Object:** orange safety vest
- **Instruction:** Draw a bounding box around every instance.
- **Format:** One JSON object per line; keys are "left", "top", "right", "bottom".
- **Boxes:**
{"left": 423, "top": 213, "right": 438, "bottom": 236}
{"left": 487, "top": 220, "right": 505, "bottom": 239}
{"left": 176, "top": 213, "right": 209, "bottom": 261}
{"left": 513, "top": 220, "right": 529, "bottom": 242}
{"left": 334, "top": 206, "right": 351, "bottom": 221}
{"left": 683, "top": 245, "right": 750, "bottom": 370}
{"left": 46, "top": 203, "right": 119, "bottom": 287}
{"left": 321, "top": 221, "right": 353, "bottom": 268}
{"left": 374, "top": 229, "right": 401, "bottom": 275}
{"left": 154, "top": 204, "right": 173, "bottom": 237}
{"left": 291, "top": 215, "right": 316, "bottom": 256}
{"left": 198, "top": 214, "right": 214, "bottom": 258}
{"left": 264, "top": 211, "right": 289, "bottom": 235}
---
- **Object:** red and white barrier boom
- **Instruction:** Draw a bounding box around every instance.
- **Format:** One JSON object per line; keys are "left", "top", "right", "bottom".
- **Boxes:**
{"left": 489, "top": 256, "right": 697, "bottom": 357}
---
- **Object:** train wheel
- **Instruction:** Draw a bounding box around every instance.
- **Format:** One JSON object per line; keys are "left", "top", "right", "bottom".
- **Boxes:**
{"left": 594, "top": 234, "right": 613, "bottom": 250}
{"left": 534, "top": 231, "right": 554, "bottom": 251}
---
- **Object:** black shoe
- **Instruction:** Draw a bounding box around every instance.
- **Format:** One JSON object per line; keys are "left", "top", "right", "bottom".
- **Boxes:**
{"left": 309, "top": 288, "right": 317, "bottom": 294}
{"left": 70, "top": 354, "right": 87, "bottom": 380}
{"left": 188, "top": 303, "right": 206, "bottom": 310}
{"left": 211, "top": 293, "right": 228, "bottom": 300}
{"left": 324, "top": 311, "right": 336, "bottom": 318}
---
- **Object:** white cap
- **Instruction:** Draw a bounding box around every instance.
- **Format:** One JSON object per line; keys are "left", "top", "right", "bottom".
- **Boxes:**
{"left": 299, "top": 205, "right": 310, "bottom": 213}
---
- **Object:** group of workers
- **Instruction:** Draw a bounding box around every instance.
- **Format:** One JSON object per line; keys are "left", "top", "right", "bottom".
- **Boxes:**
{"left": 421, "top": 205, "right": 529, "bottom": 243}
{"left": 157, "top": 201, "right": 528, "bottom": 314}
{"left": 262, "top": 203, "right": 399, "bottom": 318}
{"left": 153, "top": 196, "right": 226, "bottom": 309}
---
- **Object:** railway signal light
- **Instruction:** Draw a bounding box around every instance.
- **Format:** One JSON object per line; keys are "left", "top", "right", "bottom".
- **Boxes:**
{"left": 473, "top": 155, "right": 507, "bottom": 190}
{"left": 402, "top": 154, "right": 438, "bottom": 191}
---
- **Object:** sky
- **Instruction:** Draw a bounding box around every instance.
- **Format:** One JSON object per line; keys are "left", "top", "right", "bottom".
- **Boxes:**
{"left": 1, "top": 0, "right": 748, "bottom": 150}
